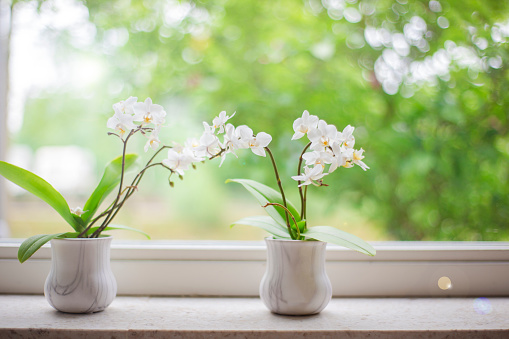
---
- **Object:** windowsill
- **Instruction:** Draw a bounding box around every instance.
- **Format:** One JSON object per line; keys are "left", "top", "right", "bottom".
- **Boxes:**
{"left": 2, "top": 240, "right": 509, "bottom": 297}
{"left": 1, "top": 295, "right": 508, "bottom": 338}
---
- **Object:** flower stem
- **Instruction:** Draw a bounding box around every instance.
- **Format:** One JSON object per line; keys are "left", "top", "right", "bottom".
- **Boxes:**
{"left": 264, "top": 147, "right": 292, "bottom": 236}
{"left": 297, "top": 142, "right": 312, "bottom": 221}
{"left": 263, "top": 202, "right": 300, "bottom": 239}
{"left": 115, "top": 162, "right": 172, "bottom": 215}
{"left": 89, "top": 157, "right": 173, "bottom": 237}
{"left": 90, "top": 128, "right": 136, "bottom": 238}
{"left": 303, "top": 185, "right": 308, "bottom": 223}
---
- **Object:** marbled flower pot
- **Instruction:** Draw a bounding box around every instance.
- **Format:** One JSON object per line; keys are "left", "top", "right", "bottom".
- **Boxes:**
{"left": 44, "top": 236, "right": 117, "bottom": 314}
{"left": 260, "top": 238, "right": 332, "bottom": 316}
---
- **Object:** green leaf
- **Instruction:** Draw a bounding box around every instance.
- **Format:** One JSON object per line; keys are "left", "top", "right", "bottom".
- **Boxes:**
{"left": 296, "top": 220, "right": 306, "bottom": 233}
{"left": 231, "top": 215, "right": 291, "bottom": 239}
{"left": 82, "top": 154, "right": 139, "bottom": 224}
{"left": 89, "top": 224, "right": 151, "bottom": 239}
{"left": 0, "top": 161, "right": 80, "bottom": 231}
{"left": 17, "top": 232, "right": 78, "bottom": 263}
{"left": 304, "top": 226, "right": 376, "bottom": 256}
{"left": 226, "top": 179, "right": 301, "bottom": 227}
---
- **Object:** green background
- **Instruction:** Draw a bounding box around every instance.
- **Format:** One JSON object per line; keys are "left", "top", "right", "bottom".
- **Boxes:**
{"left": 6, "top": 0, "right": 509, "bottom": 241}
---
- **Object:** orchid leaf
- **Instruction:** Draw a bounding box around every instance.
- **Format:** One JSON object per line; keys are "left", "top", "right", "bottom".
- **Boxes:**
{"left": 0, "top": 161, "right": 80, "bottom": 231}
{"left": 82, "top": 154, "right": 139, "bottom": 224}
{"left": 231, "top": 215, "right": 291, "bottom": 239}
{"left": 17, "top": 232, "right": 78, "bottom": 263}
{"left": 295, "top": 220, "right": 306, "bottom": 233}
{"left": 226, "top": 179, "right": 301, "bottom": 227}
{"left": 89, "top": 224, "right": 151, "bottom": 239}
{"left": 304, "top": 226, "right": 376, "bottom": 256}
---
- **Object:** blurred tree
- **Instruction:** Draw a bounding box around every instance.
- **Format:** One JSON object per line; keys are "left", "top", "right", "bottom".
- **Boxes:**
{"left": 7, "top": 0, "right": 509, "bottom": 240}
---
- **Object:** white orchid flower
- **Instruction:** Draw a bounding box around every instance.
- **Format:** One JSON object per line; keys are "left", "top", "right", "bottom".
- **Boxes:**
{"left": 182, "top": 137, "right": 205, "bottom": 162}
{"left": 171, "top": 141, "right": 185, "bottom": 154}
{"left": 185, "top": 137, "right": 200, "bottom": 149}
{"left": 212, "top": 111, "right": 235, "bottom": 134}
{"left": 202, "top": 121, "right": 215, "bottom": 134}
{"left": 341, "top": 147, "right": 355, "bottom": 169}
{"left": 329, "top": 142, "right": 349, "bottom": 173}
{"left": 249, "top": 132, "right": 272, "bottom": 157}
{"left": 162, "top": 148, "right": 195, "bottom": 176}
{"left": 113, "top": 96, "right": 137, "bottom": 115}
{"left": 223, "top": 124, "right": 245, "bottom": 153}
{"left": 235, "top": 125, "right": 254, "bottom": 147}
{"left": 144, "top": 127, "right": 161, "bottom": 152}
{"left": 307, "top": 120, "right": 338, "bottom": 151}
{"left": 184, "top": 137, "right": 201, "bottom": 154}
{"left": 291, "top": 165, "right": 328, "bottom": 187}
{"left": 195, "top": 131, "right": 221, "bottom": 158}
{"left": 217, "top": 123, "right": 253, "bottom": 166}
{"left": 292, "top": 110, "right": 319, "bottom": 140}
{"left": 337, "top": 124, "right": 356, "bottom": 149}
{"left": 133, "top": 97, "right": 166, "bottom": 126}
{"left": 235, "top": 125, "right": 272, "bottom": 156}
{"left": 70, "top": 206, "right": 87, "bottom": 217}
{"left": 217, "top": 124, "right": 238, "bottom": 166}
{"left": 302, "top": 151, "right": 333, "bottom": 169}
{"left": 107, "top": 106, "right": 137, "bottom": 138}
{"left": 352, "top": 148, "right": 370, "bottom": 171}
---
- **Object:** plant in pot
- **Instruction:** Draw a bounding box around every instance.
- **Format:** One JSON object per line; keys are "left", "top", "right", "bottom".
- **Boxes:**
{"left": 0, "top": 97, "right": 177, "bottom": 313}
{"left": 0, "top": 100, "right": 273, "bottom": 313}
{"left": 227, "top": 110, "right": 376, "bottom": 315}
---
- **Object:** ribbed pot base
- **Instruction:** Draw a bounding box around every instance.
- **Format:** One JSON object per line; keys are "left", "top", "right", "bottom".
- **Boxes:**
{"left": 259, "top": 238, "right": 332, "bottom": 315}
{"left": 44, "top": 237, "right": 117, "bottom": 313}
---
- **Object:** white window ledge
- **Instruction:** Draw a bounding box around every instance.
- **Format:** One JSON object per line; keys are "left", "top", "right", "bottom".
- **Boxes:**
{"left": 0, "top": 295, "right": 508, "bottom": 338}
{"left": 1, "top": 240, "right": 508, "bottom": 296}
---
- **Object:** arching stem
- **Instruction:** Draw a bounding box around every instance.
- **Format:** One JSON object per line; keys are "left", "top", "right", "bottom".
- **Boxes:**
{"left": 264, "top": 147, "right": 291, "bottom": 230}
{"left": 263, "top": 202, "right": 300, "bottom": 239}
{"left": 297, "top": 142, "right": 312, "bottom": 221}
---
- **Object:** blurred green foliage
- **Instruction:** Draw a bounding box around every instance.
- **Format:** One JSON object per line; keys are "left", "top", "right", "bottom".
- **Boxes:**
{"left": 11, "top": 0, "right": 509, "bottom": 240}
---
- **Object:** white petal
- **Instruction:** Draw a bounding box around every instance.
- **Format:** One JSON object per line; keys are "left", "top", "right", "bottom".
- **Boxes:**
{"left": 291, "top": 174, "right": 306, "bottom": 182}
{"left": 107, "top": 116, "right": 119, "bottom": 129}
{"left": 307, "top": 127, "right": 321, "bottom": 142}
{"left": 291, "top": 131, "right": 305, "bottom": 140}
{"left": 150, "top": 103, "right": 164, "bottom": 114}
{"left": 218, "top": 153, "right": 227, "bottom": 167}
{"left": 293, "top": 117, "right": 303, "bottom": 131}
{"left": 256, "top": 132, "right": 272, "bottom": 147}
{"left": 307, "top": 114, "right": 319, "bottom": 128}
{"left": 317, "top": 120, "right": 328, "bottom": 132}
{"left": 133, "top": 102, "right": 147, "bottom": 117}
{"left": 237, "top": 125, "right": 253, "bottom": 141}
{"left": 251, "top": 147, "right": 266, "bottom": 157}
{"left": 328, "top": 161, "right": 338, "bottom": 173}
{"left": 325, "top": 124, "right": 338, "bottom": 138}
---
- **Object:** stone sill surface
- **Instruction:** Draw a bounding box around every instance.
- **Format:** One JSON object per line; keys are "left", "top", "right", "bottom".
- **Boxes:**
{"left": 0, "top": 295, "right": 508, "bottom": 339}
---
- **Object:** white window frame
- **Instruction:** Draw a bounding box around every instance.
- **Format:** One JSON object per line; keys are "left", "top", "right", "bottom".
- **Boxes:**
{"left": 1, "top": 239, "right": 508, "bottom": 296}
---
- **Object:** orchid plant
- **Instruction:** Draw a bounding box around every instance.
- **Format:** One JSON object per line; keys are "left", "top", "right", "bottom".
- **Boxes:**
{"left": 0, "top": 98, "right": 279, "bottom": 263}
{"left": 227, "top": 110, "right": 376, "bottom": 256}
{"left": 136, "top": 105, "right": 375, "bottom": 257}
{"left": 0, "top": 97, "right": 174, "bottom": 263}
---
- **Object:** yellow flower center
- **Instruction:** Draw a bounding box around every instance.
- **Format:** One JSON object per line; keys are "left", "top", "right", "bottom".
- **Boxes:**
{"left": 116, "top": 124, "right": 126, "bottom": 136}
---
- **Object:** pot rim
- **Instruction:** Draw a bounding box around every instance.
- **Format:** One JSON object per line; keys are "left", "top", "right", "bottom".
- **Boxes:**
{"left": 50, "top": 235, "right": 113, "bottom": 242}
{"left": 264, "top": 237, "right": 327, "bottom": 245}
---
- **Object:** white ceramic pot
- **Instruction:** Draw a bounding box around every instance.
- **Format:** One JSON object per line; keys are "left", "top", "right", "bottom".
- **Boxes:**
{"left": 44, "top": 236, "right": 117, "bottom": 313}
{"left": 260, "top": 238, "right": 332, "bottom": 315}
